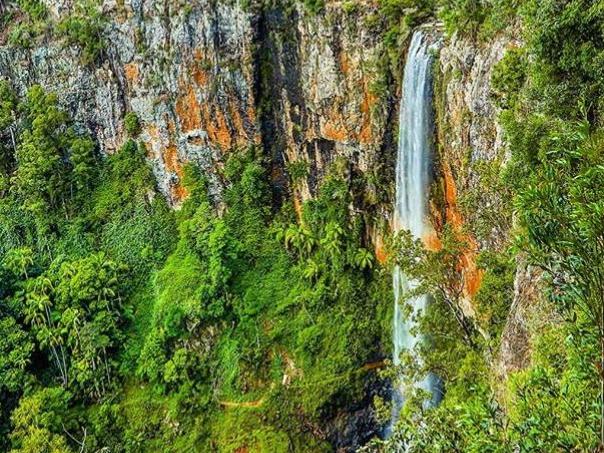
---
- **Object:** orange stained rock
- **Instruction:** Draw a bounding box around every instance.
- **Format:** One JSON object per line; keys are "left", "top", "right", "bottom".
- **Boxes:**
{"left": 228, "top": 98, "right": 250, "bottom": 147}
{"left": 145, "top": 123, "right": 188, "bottom": 204}
{"left": 191, "top": 64, "right": 208, "bottom": 87}
{"left": 143, "top": 125, "right": 160, "bottom": 159}
{"left": 175, "top": 85, "right": 202, "bottom": 132}
{"left": 188, "top": 136, "right": 204, "bottom": 146}
{"left": 461, "top": 249, "right": 483, "bottom": 299}
{"left": 442, "top": 162, "right": 484, "bottom": 299}
{"left": 146, "top": 124, "right": 160, "bottom": 140}
{"left": 124, "top": 62, "right": 139, "bottom": 85}
{"left": 317, "top": 80, "right": 377, "bottom": 145}
{"left": 362, "top": 361, "right": 386, "bottom": 371}
{"left": 339, "top": 52, "right": 351, "bottom": 75}
{"left": 167, "top": 117, "right": 176, "bottom": 134}
{"left": 374, "top": 234, "right": 388, "bottom": 265}
{"left": 193, "top": 48, "right": 205, "bottom": 63}
{"left": 163, "top": 143, "right": 189, "bottom": 203}
{"left": 322, "top": 119, "right": 349, "bottom": 142}
{"left": 247, "top": 103, "right": 257, "bottom": 124}
{"left": 443, "top": 163, "right": 464, "bottom": 230}
{"left": 358, "top": 84, "right": 377, "bottom": 144}
{"left": 422, "top": 231, "right": 442, "bottom": 252}
{"left": 191, "top": 49, "right": 208, "bottom": 85}
{"left": 202, "top": 103, "right": 233, "bottom": 150}
{"left": 292, "top": 191, "right": 303, "bottom": 221}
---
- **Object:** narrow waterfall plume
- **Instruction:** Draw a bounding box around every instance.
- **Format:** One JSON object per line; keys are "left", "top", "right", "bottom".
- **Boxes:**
{"left": 388, "top": 30, "right": 442, "bottom": 434}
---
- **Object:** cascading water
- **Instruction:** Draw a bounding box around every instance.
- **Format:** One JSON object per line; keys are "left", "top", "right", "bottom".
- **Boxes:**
{"left": 388, "top": 30, "right": 442, "bottom": 435}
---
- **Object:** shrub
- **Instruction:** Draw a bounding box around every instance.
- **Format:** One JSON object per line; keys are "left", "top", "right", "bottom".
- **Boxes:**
{"left": 124, "top": 112, "right": 141, "bottom": 137}
{"left": 302, "top": 0, "right": 324, "bottom": 14}
{"left": 57, "top": 9, "right": 105, "bottom": 65}
{"left": 491, "top": 47, "right": 527, "bottom": 109}
{"left": 16, "top": 0, "right": 47, "bottom": 21}
{"left": 8, "top": 23, "right": 36, "bottom": 49}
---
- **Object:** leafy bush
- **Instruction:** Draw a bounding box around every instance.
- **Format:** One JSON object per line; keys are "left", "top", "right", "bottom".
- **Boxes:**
{"left": 124, "top": 112, "right": 141, "bottom": 137}
{"left": 57, "top": 8, "right": 105, "bottom": 65}
{"left": 8, "top": 23, "right": 37, "bottom": 48}
{"left": 9, "top": 387, "right": 73, "bottom": 452}
{"left": 16, "top": 0, "right": 47, "bottom": 21}
{"left": 302, "top": 0, "right": 325, "bottom": 14}
{"left": 491, "top": 46, "right": 527, "bottom": 109}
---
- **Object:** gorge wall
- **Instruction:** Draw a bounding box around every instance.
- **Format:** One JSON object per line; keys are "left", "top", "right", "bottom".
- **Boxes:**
{"left": 1, "top": 0, "right": 393, "bottom": 209}
{"left": 0, "top": 0, "right": 537, "bottom": 449}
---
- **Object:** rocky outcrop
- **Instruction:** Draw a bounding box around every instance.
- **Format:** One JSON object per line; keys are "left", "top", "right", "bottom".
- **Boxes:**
{"left": 258, "top": 5, "right": 391, "bottom": 204}
{"left": 433, "top": 32, "right": 515, "bottom": 318}
{"left": 1, "top": 1, "right": 394, "bottom": 211}
{"left": 497, "top": 259, "right": 544, "bottom": 381}
{"left": 113, "top": 0, "right": 260, "bottom": 204}
{"left": 0, "top": 44, "right": 124, "bottom": 158}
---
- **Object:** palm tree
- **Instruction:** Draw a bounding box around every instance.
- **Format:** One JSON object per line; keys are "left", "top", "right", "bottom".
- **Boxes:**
{"left": 353, "top": 248, "right": 374, "bottom": 270}
{"left": 24, "top": 276, "right": 69, "bottom": 385}
{"left": 302, "top": 258, "right": 320, "bottom": 281}
{"left": 4, "top": 247, "right": 34, "bottom": 278}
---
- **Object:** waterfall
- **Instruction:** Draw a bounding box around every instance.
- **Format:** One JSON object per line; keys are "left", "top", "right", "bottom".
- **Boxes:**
{"left": 388, "top": 30, "right": 442, "bottom": 435}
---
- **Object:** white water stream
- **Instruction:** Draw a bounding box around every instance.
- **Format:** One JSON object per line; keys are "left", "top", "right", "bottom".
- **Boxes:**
{"left": 388, "top": 30, "right": 442, "bottom": 434}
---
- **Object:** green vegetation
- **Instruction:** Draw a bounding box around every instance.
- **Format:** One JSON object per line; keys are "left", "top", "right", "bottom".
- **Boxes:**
{"left": 6, "top": 0, "right": 48, "bottom": 48}
{"left": 4, "top": 0, "right": 106, "bottom": 65}
{"left": 124, "top": 112, "right": 141, "bottom": 137}
{"left": 0, "top": 82, "right": 177, "bottom": 450}
{"left": 366, "top": 224, "right": 597, "bottom": 451}
{"left": 285, "top": 159, "right": 310, "bottom": 187}
{"left": 0, "top": 81, "right": 390, "bottom": 450}
{"left": 301, "top": 0, "right": 325, "bottom": 14}
{"left": 57, "top": 7, "right": 106, "bottom": 65}
{"left": 3, "top": 0, "right": 604, "bottom": 451}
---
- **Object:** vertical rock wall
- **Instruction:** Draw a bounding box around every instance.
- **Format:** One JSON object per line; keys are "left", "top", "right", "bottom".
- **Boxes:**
{"left": 433, "top": 33, "right": 512, "bottom": 319}
{"left": 1, "top": 1, "right": 393, "bottom": 210}
{"left": 435, "top": 31, "right": 546, "bottom": 384}
{"left": 258, "top": 4, "right": 391, "bottom": 203}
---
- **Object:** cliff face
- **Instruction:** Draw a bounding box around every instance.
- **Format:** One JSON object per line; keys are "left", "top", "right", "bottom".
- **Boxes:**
{"left": 0, "top": 0, "right": 539, "bottom": 445}
{"left": 2, "top": 0, "right": 260, "bottom": 205}
{"left": 434, "top": 33, "right": 511, "bottom": 313}
{"left": 435, "top": 31, "right": 544, "bottom": 383}
{"left": 1, "top": 1, "right": 392, "bottom": 210}
{"left": 258, "top": 6, "right": 391, "bottom": 203}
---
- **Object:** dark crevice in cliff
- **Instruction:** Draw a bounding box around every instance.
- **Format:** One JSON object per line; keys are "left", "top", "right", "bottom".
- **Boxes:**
{"left": 252, "top": 5, "right": 292, "bottom": 210}
{"left": 105, "top": 47, "right": 128, "bottom": 135}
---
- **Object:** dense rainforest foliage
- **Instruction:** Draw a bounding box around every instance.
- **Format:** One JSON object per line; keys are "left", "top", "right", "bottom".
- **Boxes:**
{"left": 2, "top": 0, "right": 604, "bottom": 451}
{"left": 0, "top": 80, "right": 393, "bottom": 450}
{"left": 366, "top": 0, "right": 604, "bottom": 451}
